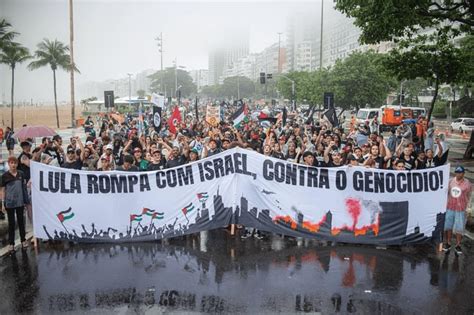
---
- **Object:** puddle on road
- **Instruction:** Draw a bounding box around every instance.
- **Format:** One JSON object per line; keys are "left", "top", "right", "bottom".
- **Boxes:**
{"left": 0, "top": 230, "right": 473, "bottom": 314}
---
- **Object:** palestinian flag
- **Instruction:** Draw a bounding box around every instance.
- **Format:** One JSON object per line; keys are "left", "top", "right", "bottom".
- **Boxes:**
{"left": 142, "top": 208, "right": 156, "bottom": 216}
{"left": 197, "top": 192, "right": 209, "bottom": 203}
{"left": 152, "top": 212, "right": 165, "bottom": 220}
{"left": 57, "top": 208, "right": 74, "bottom": 223}
{"left": 182, "top": 203, "right": 195, "bottom": 216}
{"left": 230, "top": 103, "right": 249, "bottom": 128}
{"left": 130, "top": 214, "right": 143, "bottom": 222}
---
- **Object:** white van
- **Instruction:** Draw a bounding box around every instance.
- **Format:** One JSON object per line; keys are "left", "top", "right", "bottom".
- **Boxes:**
{"left": 356, "top": 108, "right": 382, "bottom": 125}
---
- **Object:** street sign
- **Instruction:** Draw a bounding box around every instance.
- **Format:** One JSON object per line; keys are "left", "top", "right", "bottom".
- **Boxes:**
{"left": 266, "top": 73, "right": 273, "bottom": 79}
{"left": 104, "top": 90, "right": 114, "bottom": 108}
{"left": 323, "top": 92, "right": 334, "bottom": 110}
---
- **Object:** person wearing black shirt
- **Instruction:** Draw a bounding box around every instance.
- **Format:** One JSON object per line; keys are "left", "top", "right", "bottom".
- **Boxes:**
{"left": 18, "top": 140, "right": 33, "bottom": 182}
{"left": 166, "top": 146, "right": 186, "bottom": 168}
{"left": 363, "top": 143, "right": 392, "bottom": 169}
{"left": 43, "top": 137, "right": 64, "bottom": 166}
{"left": 61, "top": 138, "right": 85, "bottom": 170}
{"left": 116, "top": 155, "right": 139, "bottom": 172}
{"left": 147, "top": 149, "right": 167, "bottom": 171}
{"left": 0, "top": 157, "right": 30, "bottom": 252}
{"left": 203, "top": 138, "right": 222, "bottom": 158}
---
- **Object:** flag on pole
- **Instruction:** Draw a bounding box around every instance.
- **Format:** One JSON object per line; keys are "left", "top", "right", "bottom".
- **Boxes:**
{"left": 168, "top": 106, "right": 181, "bottom": 134}
{"left": 230, "top": 103, "right": 249, "bottom": 128}
{"left": 152, "top": 106, "right": 162, "bottom": 132}
{"left": 57, "top": 207, "right": 74, "bottom": 223}
{"left": 142, "top": 208, "right": 155, "bottom": 216}
{"left": 324, "top": 106, "right": 339, "bottom": 127}
{"left": 182, "top": 203, "right": 195, "bottom": 216}
{"left": 197, "top": 192, "right": 209, "bottom": 203}
{"left": 130, "top": 214, "right": 143, "bottom": 222}
{"left": 151, "top": 212, "right": 165, "bottom": 220}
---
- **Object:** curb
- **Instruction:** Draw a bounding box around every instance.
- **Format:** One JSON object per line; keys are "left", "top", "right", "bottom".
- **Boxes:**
{"left": 0, "top": 231, "right": 34, "bottom": 258}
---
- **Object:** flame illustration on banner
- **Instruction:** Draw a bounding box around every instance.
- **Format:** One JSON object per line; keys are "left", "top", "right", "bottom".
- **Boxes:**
{"left": 273, "top": 214, "right": 327, "bottom": 233}
{"left": 197, "top": 192, "right": 209, "bottom": 203}
{"left": 57, "top": 207, "right": 74, "bottom": 223}
{"left": 331, "top": 198, "right": 380, "bottom": 236}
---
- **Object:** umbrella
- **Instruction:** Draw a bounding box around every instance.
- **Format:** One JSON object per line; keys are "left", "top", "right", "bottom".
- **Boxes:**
{"left": 15, "top": 125, "right": 57, "bottom": 139}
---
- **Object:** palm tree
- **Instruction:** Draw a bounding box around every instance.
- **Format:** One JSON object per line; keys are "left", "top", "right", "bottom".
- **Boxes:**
{"left": 28, "top": 39, "right": 79, "bottom": 128}
{"left": 0, "top": 19, "right": 18, "bottom": 51}
{"left": 0, "top": 43, "right": 31, "bottom": 129}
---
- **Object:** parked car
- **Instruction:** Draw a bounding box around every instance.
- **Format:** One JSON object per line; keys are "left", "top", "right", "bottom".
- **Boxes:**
{"left": 450, "top": 117, "right": 474, "bottom": 133}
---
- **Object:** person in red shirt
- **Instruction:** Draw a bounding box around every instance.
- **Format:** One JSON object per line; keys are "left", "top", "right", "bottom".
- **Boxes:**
{"left": 443, "top": 166, "right": 472, "bottom": 255}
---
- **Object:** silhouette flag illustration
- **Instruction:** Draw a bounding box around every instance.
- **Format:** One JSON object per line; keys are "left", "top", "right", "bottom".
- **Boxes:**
{"left": 197, "top": 192, "right": 209, "bottom": 203}
{"left": 57, "top": 207, "right": 74, "bottom": 223}
{"left": 151, "top": 212, "right": 164, "bottom": 220}
{"left": 182, "top": 203, "right": 195, "bottom": 223}
{"left": 130, "top": 214, "right": 143, "bottom": 222}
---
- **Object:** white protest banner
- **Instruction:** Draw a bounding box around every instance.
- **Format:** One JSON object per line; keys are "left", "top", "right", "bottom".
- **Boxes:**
{"left": 31, "top": 148, "right": 449, "bottom": 245}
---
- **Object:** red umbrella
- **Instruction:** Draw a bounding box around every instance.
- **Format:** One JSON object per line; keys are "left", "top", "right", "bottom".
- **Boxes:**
{"left": 15, "top": 125, "right": 57, "bottom": 139}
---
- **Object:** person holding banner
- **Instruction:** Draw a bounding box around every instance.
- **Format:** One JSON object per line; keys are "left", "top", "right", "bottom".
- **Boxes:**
{"left": 1, "top": 156, "right": 30, "bottom": 253}
{"left": 443, "top": 166, "right": 472, "bottom": 255}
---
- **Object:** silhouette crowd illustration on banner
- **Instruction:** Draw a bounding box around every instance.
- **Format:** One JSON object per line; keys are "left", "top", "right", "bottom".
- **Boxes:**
{"left": 42, "top": 188, "right": 445, "bottom": 245}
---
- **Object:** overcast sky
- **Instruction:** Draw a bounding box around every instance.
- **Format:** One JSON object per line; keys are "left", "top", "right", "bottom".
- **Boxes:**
{"left": 1, "top": 0, "right": 324, "bottom": 103}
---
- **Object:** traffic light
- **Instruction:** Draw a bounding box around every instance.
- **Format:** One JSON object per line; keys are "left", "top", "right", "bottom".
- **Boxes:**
{"left": 323, "top": 92, "right": 334, "bottom": 110}
{"left": 260, "top": 72, "right": 266, "bottom": 84}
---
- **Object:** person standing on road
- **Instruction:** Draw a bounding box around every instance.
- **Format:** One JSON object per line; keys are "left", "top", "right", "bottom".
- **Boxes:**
{"left": 5, "top": 127, "right": 15, "bottom": 157}
{"left": 443, "top": 166, "right": 472, "bottom": 255}
{"left": 0, "top": 156, "right": 30, "bottom": 253}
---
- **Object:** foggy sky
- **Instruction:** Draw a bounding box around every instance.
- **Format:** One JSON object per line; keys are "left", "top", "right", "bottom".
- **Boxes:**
{"left": 1, "top": 0, "right": 323, "bottom": 103}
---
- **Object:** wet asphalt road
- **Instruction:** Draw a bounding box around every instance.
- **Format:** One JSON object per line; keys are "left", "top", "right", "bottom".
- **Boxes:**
{"left": 1, "top": 230, "right": 474, "bottom": 314}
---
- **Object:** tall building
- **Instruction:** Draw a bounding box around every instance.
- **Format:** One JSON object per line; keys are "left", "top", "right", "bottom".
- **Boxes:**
{"left": 208, "top": 32, "right": 249, "bottom": 85}
{"left": 190, "top": 69, "right": 209, "bottom": 91}
{"left": 255, "top": 43, "right": 286, "bottom": 78}
{"left": 286, "top": 7, "right": 321, "bottom": 71}
{"left": 135, "top": 69, "right": 155, "bottom": 93}
{"left": 208, "top": 49, "right": 226, "bottom": 86}
{"left": 321, "top": 8, "right": 362, "bottom": 68}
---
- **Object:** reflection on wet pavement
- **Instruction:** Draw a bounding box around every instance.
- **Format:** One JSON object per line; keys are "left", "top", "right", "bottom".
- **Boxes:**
{"left": 1, "top": 230, "right": 473, "bottom": 314}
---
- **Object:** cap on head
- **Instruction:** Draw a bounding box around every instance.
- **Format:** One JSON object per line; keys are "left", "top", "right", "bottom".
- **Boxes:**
{"left": 455, "top": 166, "right": 465, "bottom": 173}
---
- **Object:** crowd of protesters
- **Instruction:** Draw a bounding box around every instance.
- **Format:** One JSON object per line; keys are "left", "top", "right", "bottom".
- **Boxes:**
{"left": 0, "top": 100, "right": 469, "bottom": 254}
{"left": 3, "top": 103, "right": 450, "bottom": 173}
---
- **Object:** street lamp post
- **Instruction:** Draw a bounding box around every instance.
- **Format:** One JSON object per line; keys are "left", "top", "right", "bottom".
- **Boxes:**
{"left": 277, "top": 32, "right": 282, "bottom": 74}
{"left": 155, "top": 33, "right": 164, "bottom": 94}
{"left": 319, "top": 0, "right": 324, "bottom": 70}
{"left": 127, "top": 73, "right": 132, "bottom": 107}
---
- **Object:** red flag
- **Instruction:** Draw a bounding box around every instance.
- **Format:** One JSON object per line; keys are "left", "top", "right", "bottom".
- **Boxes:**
{"left": 168, "top": 107, "right": 182, "bottom": 134}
